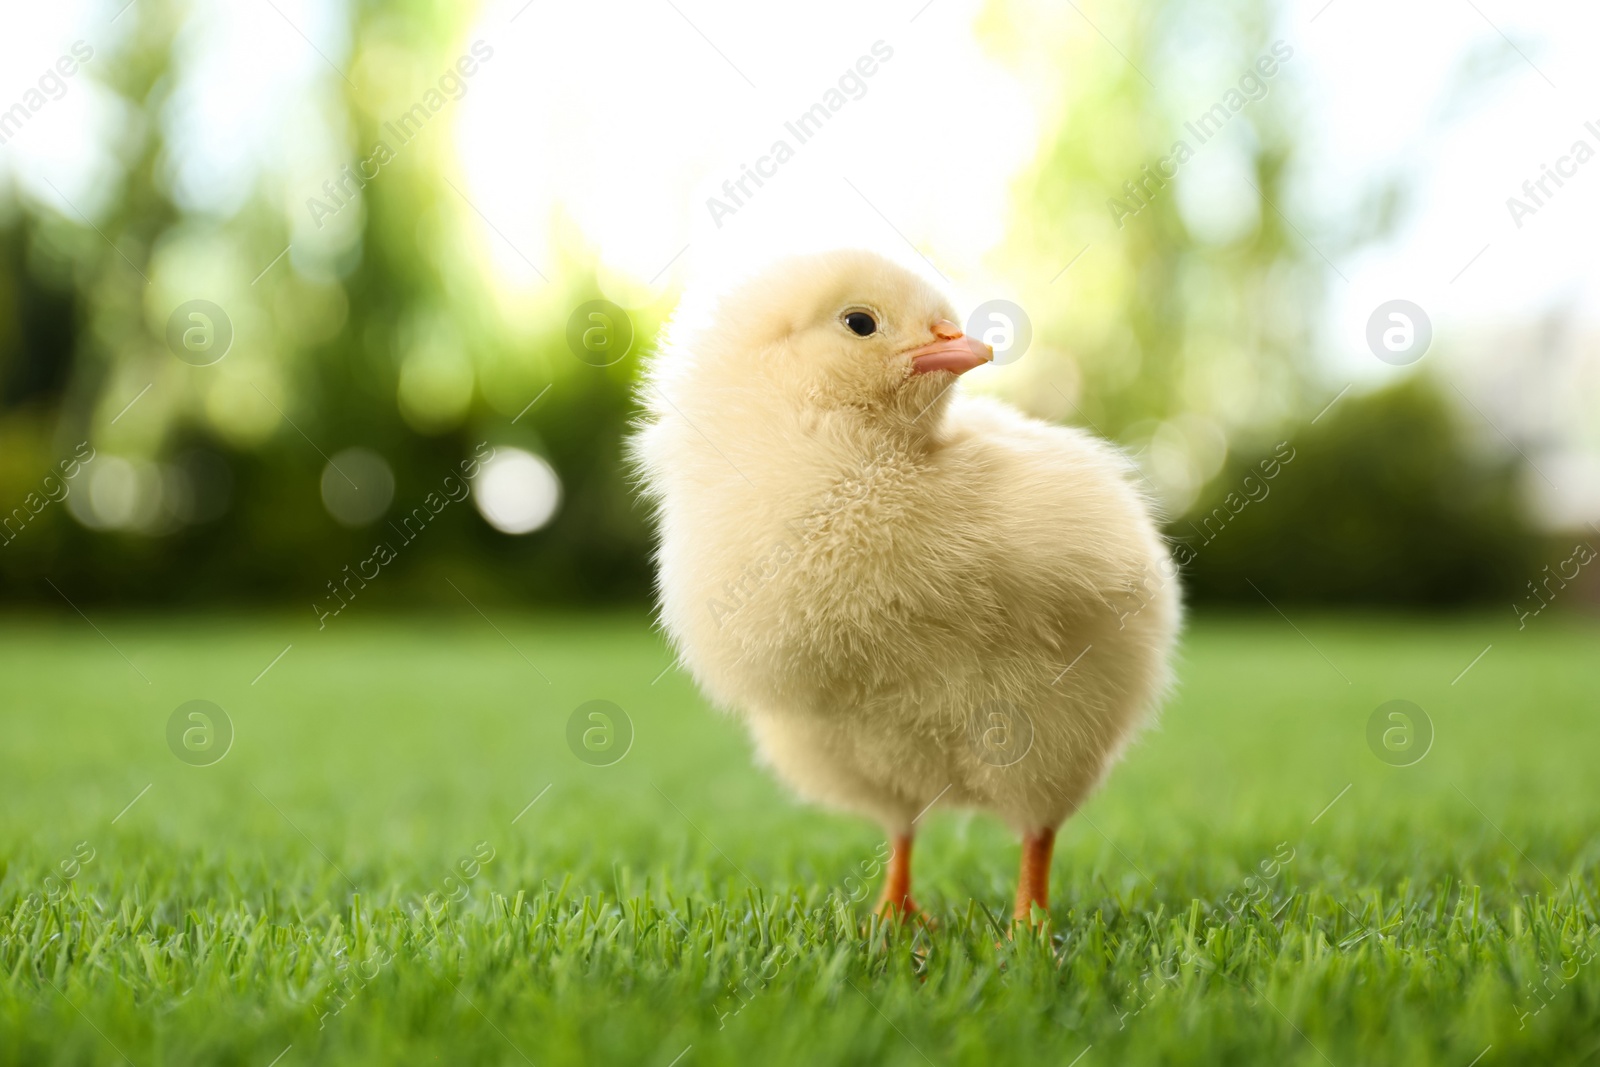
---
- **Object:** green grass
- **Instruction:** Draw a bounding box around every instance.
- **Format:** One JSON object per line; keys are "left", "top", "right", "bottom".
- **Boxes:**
{"left": 2, "top": 610, "right": 1597, "bottom": 1066}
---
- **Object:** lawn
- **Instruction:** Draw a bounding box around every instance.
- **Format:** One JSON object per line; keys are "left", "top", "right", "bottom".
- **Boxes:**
{"left": 1, "top": 609, "right": 1597, "bottom": 1066}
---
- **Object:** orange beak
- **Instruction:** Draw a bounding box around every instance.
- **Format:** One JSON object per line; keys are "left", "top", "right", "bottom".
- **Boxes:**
{"left": 907, "top": 319, "right": 993, "bottom": 376}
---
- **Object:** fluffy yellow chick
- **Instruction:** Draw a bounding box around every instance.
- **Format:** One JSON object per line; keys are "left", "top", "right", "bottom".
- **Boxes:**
{"left": 632, "top": 250, "right": 1180, "bottom": 920}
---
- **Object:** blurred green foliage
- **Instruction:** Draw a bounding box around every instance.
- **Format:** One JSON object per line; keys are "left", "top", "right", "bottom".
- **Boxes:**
{"left": 0, "top": 0, "right": 658, "bottom": 610}
{"left": 993, "top": 0, "right": 1316, "bottom": 439}
{"left": 0, "top": 0, "right": 1552, "bottom": 609}
{"left": 1178, "top": 377, "right": 1542, "bottom": 605}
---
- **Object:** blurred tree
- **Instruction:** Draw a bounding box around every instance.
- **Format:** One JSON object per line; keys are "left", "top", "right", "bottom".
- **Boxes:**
{"left": 0, "top": 0, "right": 657, "bottom": 609}
{"left": 0, "top": 0, "right": 1552, "bottom": 610}
{"left": 1176, "top": 376, "right": 1541, "bottom": 605}
{"left": 977, "top": 0, "right": 1549, "bottom": 605}
{"left": 988, "top": 0, "right": 1319, "bottom": 504}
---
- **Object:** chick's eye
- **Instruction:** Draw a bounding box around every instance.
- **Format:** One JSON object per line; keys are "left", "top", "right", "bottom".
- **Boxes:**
{"left": 843, "top": 311, "right": 877, "bottom": 337}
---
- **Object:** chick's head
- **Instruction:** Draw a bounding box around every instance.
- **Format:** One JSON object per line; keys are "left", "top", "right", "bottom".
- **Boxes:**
{"left": 693, "top": 250, "right": 992, "bottom": 422}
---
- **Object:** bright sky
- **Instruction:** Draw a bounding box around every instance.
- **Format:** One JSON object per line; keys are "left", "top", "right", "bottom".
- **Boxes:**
{"left": 2, "top": 0, "right": 1597, "bottom": 520}
{"left": 4, "top": 0, "right": 1596, "bottom": 334}
{"left": 3, "top": 1, "right": 1594, "bottom": 323}
{"left": 448, "top": 0, "right": 1037, "bottom": 313}
{"left": 1294, "top": 0, "right": 1600, "bottom": 366}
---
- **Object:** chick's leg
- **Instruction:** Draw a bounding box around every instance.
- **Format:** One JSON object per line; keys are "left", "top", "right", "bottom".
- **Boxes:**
{"left": 875, "top": 834, "right": 917, "bottom": 917}
{"left": 1013, "top": 827, "right": 1056, "bottom": 922}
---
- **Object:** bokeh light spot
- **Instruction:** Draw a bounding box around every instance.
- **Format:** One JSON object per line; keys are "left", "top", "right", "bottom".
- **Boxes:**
{"left": 321, "top": 448, "right": 396, "bottom": 527}
{"left": 472, "top": 448, "right": 560, "bottom": 535}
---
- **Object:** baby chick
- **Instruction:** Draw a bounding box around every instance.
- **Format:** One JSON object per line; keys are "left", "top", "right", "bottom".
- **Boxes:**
{"left": 632, "top": 250, "right": 1179, "bottom": 921}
